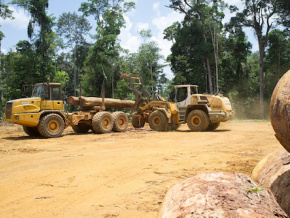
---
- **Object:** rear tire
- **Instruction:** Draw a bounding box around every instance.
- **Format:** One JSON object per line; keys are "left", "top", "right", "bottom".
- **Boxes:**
{"left": 38, "top": 113, "right": 65, "bottom": 138}
{"left": 23, "top": 126, "right": 41, "bottom": 137}
{"left": 72, "top": 123, "right": 90, "bottom": 133}
{"left": 186, "top": 110, "right": 209, "bottom": 132}
{"left": 206, "top": 122, "right": 220, "bottom": 131}
{"left": 132, "top": 114, "right": 145, "bottom": 128}
{"left": 92, "top": 112, "right": 113, "bottom": 134}
{"left": 112, "top": 112, "right": 128, "bottom": 132}
{"left": 148, "top": 110, "right": 168, "bottom": 131}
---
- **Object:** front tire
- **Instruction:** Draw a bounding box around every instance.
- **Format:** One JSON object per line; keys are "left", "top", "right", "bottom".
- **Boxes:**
{"left": 92, "top": 112, "right": 113, "bottom": 134}
{"left": 148, "top": 110, "right": 168, "bottom": 131}
{"left": 132, "top": 113, "right": 145, "bottom": 129}
{"left": 206, "top": 122, "right": 220, "bottom": 131}
{"left": 23, "top": 126, "right": 41, "bottom": 137}
{"left": 38, "top": 113, "right": 65, "bottom": 138}
{"left": 186, "top": 110, "right": 209, "bottom": 132}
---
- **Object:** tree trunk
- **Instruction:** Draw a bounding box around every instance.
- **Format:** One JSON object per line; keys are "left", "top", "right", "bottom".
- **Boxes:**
{"left": 258, "top": 42, "right": 264, "bottom": 119}
{"left": 73, "top": 46, "right": 77, "bottom": 96}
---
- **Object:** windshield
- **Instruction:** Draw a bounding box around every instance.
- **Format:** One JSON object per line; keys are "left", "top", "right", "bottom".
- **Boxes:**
{"left": 32, "top": 85, "right": 45, "bottom": 98}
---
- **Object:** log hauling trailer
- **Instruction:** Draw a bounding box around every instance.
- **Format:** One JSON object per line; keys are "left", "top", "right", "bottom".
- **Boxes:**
{"left": 4, "top": 82, "right": 135, "bottom": 138}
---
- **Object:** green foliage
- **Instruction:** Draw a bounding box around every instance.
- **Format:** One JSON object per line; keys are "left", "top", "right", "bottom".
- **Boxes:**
{"left": 79, "top": 0, "right": 135, "bottom": 97}
{"left": 0, "top": 1, "right": 14, "bottom": 20}
{"left": 1, "top": 0, "right": 289, "bottom": 121}
{"left": 53, "top": 71, "right": 69, "bottom": 87}
{"left": 246, "top": 186, "right": 264, "bottom": 194}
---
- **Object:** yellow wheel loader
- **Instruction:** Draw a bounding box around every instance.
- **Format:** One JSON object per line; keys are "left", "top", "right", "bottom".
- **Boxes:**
{"left": 122, "top": 74, "right": 233, "bottom": 132}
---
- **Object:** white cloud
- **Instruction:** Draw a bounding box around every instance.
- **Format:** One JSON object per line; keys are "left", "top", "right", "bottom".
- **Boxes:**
{"left": 0, "top": 6, "right": 30, "bottom": 30}
{"left": 135, "top": 22, "right": 150, "bottom": 32}
{"left": 119, "top": 15, "right": 141, "bottom": 53}
{"left": 151, "top": 10, "right": 184, "bottom": 65}
{"left": 1, "top": 48, "right": 7, "bottom": 54}
{"left": 153, "top": 2, "right": 160, "bottom": 11}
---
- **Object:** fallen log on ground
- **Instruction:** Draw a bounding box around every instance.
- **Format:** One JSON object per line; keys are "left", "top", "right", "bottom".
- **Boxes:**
{"left": 67, "top": 96, "right": 135, "bottom": 109}
{"left": 158, "top": 172, "right": 287, "bottom": 218}
{"left": 270, "top": 70, "right": 290, "bottom": 152}
{"left": 252, "top": 149, "right": 290, "bottom": 216}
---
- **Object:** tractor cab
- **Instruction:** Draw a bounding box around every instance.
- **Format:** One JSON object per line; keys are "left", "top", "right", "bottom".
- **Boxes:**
{"left": 174, "top": 85, "right": 201, "bottom": 121}
{"left": 32, "top": 83, "right": 64, "bottom": 111}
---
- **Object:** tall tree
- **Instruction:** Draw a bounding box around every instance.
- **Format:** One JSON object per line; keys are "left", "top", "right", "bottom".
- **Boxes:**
{"left": 0, "top": 0, "right": 13, "bottom": 118}
{"left": 79, "top": 0, "right": 135, "bottom": 97}
{"left": 12, "top": 0, "right": 56, "bottom": 79}
{"left": 233, "top": 0, "right": 278, "bottom": 118}
{"left": 56, "top": 12, "right": 91, "bottom": 96}
{"left": 168, "top": 0, "right": 226, "bottom": 94}
{"left": 164, "top": 18, "right": 210, "bottom": 93}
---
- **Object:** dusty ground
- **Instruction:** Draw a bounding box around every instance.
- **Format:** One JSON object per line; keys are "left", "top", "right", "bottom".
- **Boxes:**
{"left": 0, "top": 121, "right": 282, "bottom": 218}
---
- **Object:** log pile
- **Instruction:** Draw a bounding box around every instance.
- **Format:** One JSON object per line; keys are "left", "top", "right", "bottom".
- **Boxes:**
{"left": 252, "top": 149, "right": 290, "bottom": 216}
{"left": 67, "top": 96, "right": 135, "bottom": 110}
{"left": 158, "top": 172, "right": 287, "bottom": 218}
{"left": 270, "top": 70, "right": 290, "bottom": 152}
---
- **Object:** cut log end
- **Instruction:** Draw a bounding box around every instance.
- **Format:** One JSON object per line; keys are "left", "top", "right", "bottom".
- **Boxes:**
{"left": 270, "top": 70, "right": 290, "bottom": 152}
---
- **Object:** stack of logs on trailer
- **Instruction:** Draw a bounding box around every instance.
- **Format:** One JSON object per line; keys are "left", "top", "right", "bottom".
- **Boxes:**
{"left": 66, "top": 96, "right": 135, "bottom": 134}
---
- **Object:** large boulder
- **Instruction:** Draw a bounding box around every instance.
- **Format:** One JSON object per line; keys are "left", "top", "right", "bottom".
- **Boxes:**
{"left": 252, "top": 149, "right": 290, "bottom": 216}
{"left": 159, "top": 172, "right": 286, "bottom": 218}
{"left": 270, "top": 70, "right": 290, "bottom": 152}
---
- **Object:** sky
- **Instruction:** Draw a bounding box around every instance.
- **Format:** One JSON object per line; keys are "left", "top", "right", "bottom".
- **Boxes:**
{"left": 0, "top": 0, "right": 256, "bottom": 79}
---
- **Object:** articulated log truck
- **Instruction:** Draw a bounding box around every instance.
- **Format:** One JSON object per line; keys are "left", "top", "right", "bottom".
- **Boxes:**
{"left": 4, "top": 82, "right": 134, "bottom": 138}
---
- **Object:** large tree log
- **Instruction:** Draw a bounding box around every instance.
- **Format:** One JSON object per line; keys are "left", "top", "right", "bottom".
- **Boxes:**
{"left": 158, "top": 172, "right": 287, "bottom": 218}
{"left": 67, "top": 96, "right": 135, "bottom": 109}
{"left": 252, "top": 149, "right": 290, "bottom": 216}
{"left": 270, "top": 70, "right": 290, "bottom": 152}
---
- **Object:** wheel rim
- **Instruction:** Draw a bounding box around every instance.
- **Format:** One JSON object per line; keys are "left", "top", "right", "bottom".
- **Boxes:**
{"left": 118, "top": 118, "right": 125, "bottom": 127}
{"left": 152, "top": 116, "right": 161, "bottom": 127}
{"left": 191, "top": 116, "right": 201, "bottom": 127}
{"left": 103, "top": 118, "right": 111, "bottom": 129}
{"left": 48, "top": 120, "right": 59, "bottom": 132}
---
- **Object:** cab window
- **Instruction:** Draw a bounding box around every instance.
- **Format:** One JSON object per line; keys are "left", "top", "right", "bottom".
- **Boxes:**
{"left": 191, "top": 86, "right": 198, "bottom": 94}
{"left": 51, "top": 85, "right": 62, "bottom": 100}
{"left": 176, "top": 87, "right": 188, "bottom": 102}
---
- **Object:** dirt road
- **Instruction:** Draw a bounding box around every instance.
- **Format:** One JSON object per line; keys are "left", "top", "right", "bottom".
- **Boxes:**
{"left": 0, "top": 121, "right": 282, "bottom": 217}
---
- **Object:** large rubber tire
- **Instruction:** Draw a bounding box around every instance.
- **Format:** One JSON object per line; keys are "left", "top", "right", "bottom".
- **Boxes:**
{"left": 112, "top": 112, "right": 128, "bottom": 132}
{"left": 72, "top": 123, "right": 91, "bottom": 133}
{"left": 92, "top": 112, "right": 113, "bottom": 134}
{"left": 186, "top": 110, "right": 209, "bottom": 132}
{"left": 206, "top": 122, "right": 220, "bottom": 131}
{"left": 132, "top": 114, "right": 145, "bottom": 129}
{"left": 38, "top": 113, "right": 65, "bottom": 138}
{"left": 23, "top": 126, "right": 41, "bottom": 137}
{"left": 148, "top": 110, "right": 168, "bottom": 131}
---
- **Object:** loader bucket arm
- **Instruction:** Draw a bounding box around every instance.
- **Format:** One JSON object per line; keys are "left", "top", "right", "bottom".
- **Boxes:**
{"left": 120, "top": 74, "right": 150, "bottom": 111}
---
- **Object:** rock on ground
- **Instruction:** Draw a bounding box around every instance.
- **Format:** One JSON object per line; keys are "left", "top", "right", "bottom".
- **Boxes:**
{"left": 252, "top": 149, "right": 290, "bottom": 216}
{"left": 270, "top": 70, "right": 290, "bottom": 152}
{"left": 158, "top": 172, "right": 287, "bottom": 218}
